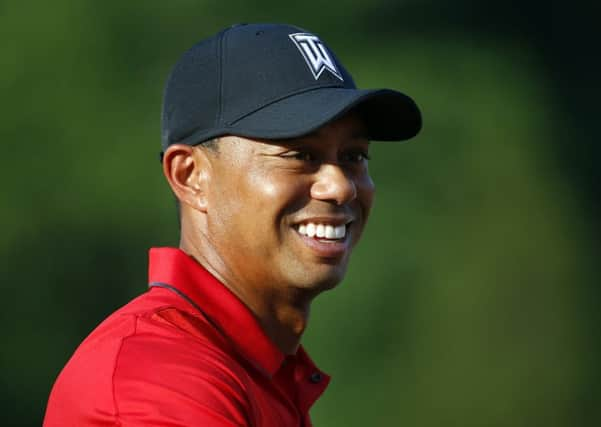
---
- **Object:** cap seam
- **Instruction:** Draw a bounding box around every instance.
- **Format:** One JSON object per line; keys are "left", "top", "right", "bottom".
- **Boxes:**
{"left": 215, "top": 29, "right": 227, "bottom": 128}
{"left": 231, "top": 94, "right": 359, "bottom": 134}
{"left": 227, "top": 83, "right": 344, "bottom": 126}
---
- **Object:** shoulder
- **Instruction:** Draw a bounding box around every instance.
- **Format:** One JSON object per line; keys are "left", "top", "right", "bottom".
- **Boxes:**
{"left": 44, "top": 290, "right": 252, "bottom": 426}
{"left": 113, "top": 310, "right": 251, "bottom": 425}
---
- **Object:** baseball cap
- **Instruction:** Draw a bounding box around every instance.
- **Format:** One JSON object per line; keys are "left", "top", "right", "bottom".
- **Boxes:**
{"left": 161, "top": 23, "right": 421, "bottom": 151}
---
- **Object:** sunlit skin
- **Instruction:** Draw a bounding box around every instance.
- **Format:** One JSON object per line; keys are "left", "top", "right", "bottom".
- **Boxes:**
{"left": 163, "top": 113, "right": 375, "bottom": 354}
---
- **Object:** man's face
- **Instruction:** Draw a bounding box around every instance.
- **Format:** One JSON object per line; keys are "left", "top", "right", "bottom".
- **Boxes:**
{"left": 201, "top": 113, "right": 375, "bottom": 294}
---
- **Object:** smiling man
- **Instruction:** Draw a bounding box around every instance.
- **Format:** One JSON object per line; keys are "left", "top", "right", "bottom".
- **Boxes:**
{"left": 44, "top": 23, "right": 421, "bottom": 426}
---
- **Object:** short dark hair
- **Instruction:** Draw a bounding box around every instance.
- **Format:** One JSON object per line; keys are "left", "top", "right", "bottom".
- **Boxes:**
{"left": 200, "top": 138, "right": 220, "bottom": 153}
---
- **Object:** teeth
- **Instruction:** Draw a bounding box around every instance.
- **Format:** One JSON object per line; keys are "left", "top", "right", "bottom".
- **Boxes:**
{"left": 297, "top": 222, "right": 348, "bottom": 239}
{"left": 325, "top": 225, "right": 335, "bottom": 239}
{"left": 316, "top": 224, "right": 325, "bottom": 238}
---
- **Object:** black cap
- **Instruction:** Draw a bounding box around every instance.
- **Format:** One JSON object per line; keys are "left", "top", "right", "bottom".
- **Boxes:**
{"left": 161, "top": 23, "right": 421, "bottom": 151}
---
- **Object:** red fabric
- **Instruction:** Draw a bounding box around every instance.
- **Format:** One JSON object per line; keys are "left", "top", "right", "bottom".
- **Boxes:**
{"left": 44, "top": 247, "right": 330, "bottom": 427}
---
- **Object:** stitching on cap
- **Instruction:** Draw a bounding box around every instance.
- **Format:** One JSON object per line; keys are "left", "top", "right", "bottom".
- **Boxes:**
{"left": 230, "top": 93, "right": 360, "bottom": 133}
{"left": 228, "top": 84, "right": 344, "bottom": 125}
{"left": 215, "top": 29, "right": 227, "bottom": 128}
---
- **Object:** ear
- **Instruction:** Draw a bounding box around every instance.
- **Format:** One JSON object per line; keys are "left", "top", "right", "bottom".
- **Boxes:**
{"left": 162, "top": 144, "right": 212, "bottom": 213}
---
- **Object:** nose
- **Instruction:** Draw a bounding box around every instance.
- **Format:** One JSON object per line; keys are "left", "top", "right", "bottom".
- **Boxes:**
{"left": 310, "top": 164, "right": 357, "bottom": 205}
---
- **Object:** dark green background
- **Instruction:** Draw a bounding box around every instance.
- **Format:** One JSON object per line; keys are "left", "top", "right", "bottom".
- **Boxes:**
{"left": 2, "top": 1, "right": 599, "bottom": 425}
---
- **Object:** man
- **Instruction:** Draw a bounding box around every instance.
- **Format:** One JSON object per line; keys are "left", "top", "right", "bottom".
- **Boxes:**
{"left": 44, "top": 23, "right": 421, "bottom": 426}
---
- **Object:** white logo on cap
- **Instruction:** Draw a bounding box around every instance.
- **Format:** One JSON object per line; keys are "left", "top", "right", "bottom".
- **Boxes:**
{"left": 289, "top": 33, "right": 343, "bottom": 81}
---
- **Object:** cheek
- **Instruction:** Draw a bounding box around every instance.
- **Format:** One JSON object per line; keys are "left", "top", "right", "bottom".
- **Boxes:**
{"left": 253, "top": 178, "right": 279, "bottom": 200}
{"left": 249, "top": 171, "right": 309, "bottom": 218}
{"left": 356, "top": 173, "right": 375, "bottom": 218}
{"left": 207, "top": 170, "right": 255, "bottom": 235}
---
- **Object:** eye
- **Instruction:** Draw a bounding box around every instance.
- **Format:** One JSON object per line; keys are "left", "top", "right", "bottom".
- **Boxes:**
{"left": 341, "top": 150, "right": 370, "bottom": 163}
{"left": 282, "top": 151, "right": 315, "bottom": 162}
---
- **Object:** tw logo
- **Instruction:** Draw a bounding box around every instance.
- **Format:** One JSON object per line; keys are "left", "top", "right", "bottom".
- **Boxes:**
{"left": 289, "top": 33, "right": 343, "bottom": 81}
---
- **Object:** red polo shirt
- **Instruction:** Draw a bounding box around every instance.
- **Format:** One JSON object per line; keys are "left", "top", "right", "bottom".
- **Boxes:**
{"left": 44, "top": 247, "right": 330, "bottom": 426}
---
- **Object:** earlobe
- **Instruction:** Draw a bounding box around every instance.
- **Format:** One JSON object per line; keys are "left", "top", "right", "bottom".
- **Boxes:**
{"left": 162, "top": 144, "right": 211, "bottom": 213}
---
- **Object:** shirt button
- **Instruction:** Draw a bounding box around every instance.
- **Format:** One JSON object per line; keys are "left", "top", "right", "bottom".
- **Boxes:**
{"left": 310, "top": 372, "right": 323, "bottom": 384}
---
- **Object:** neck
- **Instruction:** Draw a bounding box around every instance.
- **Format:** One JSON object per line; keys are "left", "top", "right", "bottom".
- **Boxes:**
{"left": 252, "top": 291, "right": 313, "bottom": 355}
{"left": 180, "top": 235, "right": 314, "bottom": 355}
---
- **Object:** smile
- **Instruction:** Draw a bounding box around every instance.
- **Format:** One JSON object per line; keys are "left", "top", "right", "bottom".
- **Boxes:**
{"left": 297, "top": 222, "right": 347, "bottom": 240}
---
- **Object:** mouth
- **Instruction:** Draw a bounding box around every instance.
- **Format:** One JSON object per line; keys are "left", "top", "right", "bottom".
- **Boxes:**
{"left": 292, "top": 219, "right": 354, "bottom": 258}
{"left": 296, "top": 222, "right": 349, "bottom": 241}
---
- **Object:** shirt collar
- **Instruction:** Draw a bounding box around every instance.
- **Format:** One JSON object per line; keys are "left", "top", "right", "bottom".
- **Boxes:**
{"left": 147, "top": 247, "right": 286, "bottom": 377}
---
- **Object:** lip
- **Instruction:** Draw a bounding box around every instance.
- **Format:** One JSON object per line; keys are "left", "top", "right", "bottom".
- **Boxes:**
{"left": 293, "top": 225, "right": 351, "bottom": 259}
{"left": 292, "top": 215, "right": 355, "bottom": 227}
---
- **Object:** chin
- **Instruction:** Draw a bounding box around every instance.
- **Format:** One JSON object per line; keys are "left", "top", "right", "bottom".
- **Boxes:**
{"left": 291, "top": 264, "right": 348, "bottom": 293}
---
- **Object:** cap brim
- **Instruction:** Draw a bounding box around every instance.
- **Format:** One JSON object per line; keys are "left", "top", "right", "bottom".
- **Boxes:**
{"left": 223, "top": 87, "right": 421, "bottom": 142}
{"left": 174, "top": 88, "right": 421, "bottom": 145}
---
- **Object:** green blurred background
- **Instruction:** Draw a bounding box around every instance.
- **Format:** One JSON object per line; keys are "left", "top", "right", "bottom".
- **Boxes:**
{"left": 2, "top": 1, "right": 599, "bottom": 425}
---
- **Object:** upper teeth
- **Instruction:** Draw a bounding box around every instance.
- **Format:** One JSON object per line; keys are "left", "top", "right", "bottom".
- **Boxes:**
{"left": 298, "top": 223, "right": 346, "bottom": 239}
